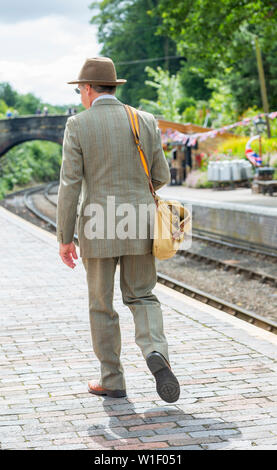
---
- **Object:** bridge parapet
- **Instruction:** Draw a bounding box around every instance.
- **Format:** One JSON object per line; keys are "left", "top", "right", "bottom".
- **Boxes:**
{"left": 0, "top": 115, "right": 69, "bottom": 157}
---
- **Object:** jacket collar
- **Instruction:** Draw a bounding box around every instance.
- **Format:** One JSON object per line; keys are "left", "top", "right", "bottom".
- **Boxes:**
{"left": 92, "top": 97, "right": 123, "bottom": 107}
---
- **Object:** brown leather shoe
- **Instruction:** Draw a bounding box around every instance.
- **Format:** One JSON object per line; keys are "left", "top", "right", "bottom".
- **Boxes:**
{"left": 88, "top": 382, "right": 127, "bottom": 398}
{"left": 146, "top": 351, "right": 180, "bottom": 403}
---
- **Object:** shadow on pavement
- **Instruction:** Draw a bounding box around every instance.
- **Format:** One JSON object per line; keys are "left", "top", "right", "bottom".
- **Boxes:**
{"left": 86, "top": 396, "right": 241, "bottom": 450}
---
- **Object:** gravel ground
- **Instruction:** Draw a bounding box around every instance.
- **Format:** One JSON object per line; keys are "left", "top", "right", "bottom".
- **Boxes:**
{"left": 156, "top": 254, "right": 277, "bottom": 323}
{"left": 0, "top": 191, "right": 57, "bottom": 234}
{"left": 2, "top": 186, "right": 277, "bottom": 323}
{"left": 186, "top": 239, "right": 277, "bottom": 277}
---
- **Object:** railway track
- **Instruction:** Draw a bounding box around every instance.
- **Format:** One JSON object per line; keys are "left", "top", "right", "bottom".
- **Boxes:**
{"left": 157, "top": 272, "right": 277, "bottom": 335}
{"left": 35, "top": 181, "right": 277, "bottom": 288}
{"left": 192, "top": 230, "right": 277, "bottom": 259}
{"left": 176, "top": 250, "right": 277, "bottom": 288}
{"left": 42, "top": 181, "right": 277, "bottom": 257}
{"left": 24, "top": 183, "right": 58, "bottom": 228}
{"left": 16, "top": 182, "right": 277, "bottom": 336}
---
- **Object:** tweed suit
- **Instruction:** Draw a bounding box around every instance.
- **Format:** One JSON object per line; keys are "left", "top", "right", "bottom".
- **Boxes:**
{"left": 56, "top": 98, "right": 170, "bottom": 256}
{"left": 56, "top": 97, "right": 171, "bottom": 390}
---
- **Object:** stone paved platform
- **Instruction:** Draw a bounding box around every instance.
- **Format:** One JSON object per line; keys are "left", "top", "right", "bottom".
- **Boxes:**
{"left": 1, "top": 205, "right": 277, "bottom": 450}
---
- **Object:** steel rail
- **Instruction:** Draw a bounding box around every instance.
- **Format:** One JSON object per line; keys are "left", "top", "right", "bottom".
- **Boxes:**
{"left": 193, "top": 229, "right": 277, "bottom": 259}
{"left": 157, "top": 272, "right": 277, "bottom": 335}
{"left": 176, "top": 250, "right": 277, "bottom": 288}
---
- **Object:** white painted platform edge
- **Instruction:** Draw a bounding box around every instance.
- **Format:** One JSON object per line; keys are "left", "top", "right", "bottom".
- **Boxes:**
{"left": 155, "top": 281, "right": 277, "bottom": 346}
{"left": 159, "top": 195, "right": 277, "bottom": 217}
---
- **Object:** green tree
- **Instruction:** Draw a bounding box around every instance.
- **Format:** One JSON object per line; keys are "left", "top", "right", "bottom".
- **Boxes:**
{"left": 178, "top": 63, "right": 212, "bottom": 105}
{"left": 140, "top": 66, "right": 183, "bottom": 121}
{"left": 0, "top": 81, "right": 84, "bottom": 117}
{"left": 152, "top": 1, "right": 277, "bottom": 70}
{"left": 0, "top": 99, "right": 8, "bottom": 117}
{"left": 205, "top": 76, "right": 238, "bottom": 127}
{"left": 15, "top": 92, "right": 42, "bottom": 115}
{"left": 141, "top": 66, "right": 235, "bottom": 127}
{"left": 152, "top": 0, "right": 277, "bottom": 110}
{"left": 89, "top": 0, "right": 182, "bottom": 107}
{"left": 225, "top": 33, "right": 277, "bottom": 113}
{"left": 0, "top": 82, "right": 18, "bottom": 107}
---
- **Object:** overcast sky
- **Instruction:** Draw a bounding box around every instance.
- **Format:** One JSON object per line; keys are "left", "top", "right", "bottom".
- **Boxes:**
{"left": 0, "top": 0, "right": 101, "bottom": 105}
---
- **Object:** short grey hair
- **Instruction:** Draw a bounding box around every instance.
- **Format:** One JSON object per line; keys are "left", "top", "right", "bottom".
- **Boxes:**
{"left": 90, "top": 84, "right": 116, "bottom": 94}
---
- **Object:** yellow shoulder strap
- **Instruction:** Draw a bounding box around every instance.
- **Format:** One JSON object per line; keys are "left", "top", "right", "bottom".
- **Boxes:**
{"left": 124, "top": 105, "right": 150, "bottom": 177}
{"left": 124, "top": 104, "right": 157, "bottom": 204}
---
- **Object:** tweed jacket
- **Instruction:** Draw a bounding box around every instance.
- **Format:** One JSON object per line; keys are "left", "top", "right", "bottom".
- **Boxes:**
{"left": 56, "top": 98, "right": 170, "bottom": 258}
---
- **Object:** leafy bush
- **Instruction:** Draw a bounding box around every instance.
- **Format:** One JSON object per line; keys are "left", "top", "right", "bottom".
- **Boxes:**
{"left": 184, "top": 170, "right": 214, "bottom": 188}
{"left": 140, "top": 66, "right": 183, "bottom": 122}
{"left": 0, "top": 141, "right": 62, "bottom": 199}
{"left": 216, "top": 136, "right": 277, "bottom": 166}
{"left": 0, "top": 99, "right": 8, "bottom": 118}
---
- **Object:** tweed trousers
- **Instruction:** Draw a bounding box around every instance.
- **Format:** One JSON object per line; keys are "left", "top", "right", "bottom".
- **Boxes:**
{"left": 82, "top": 253, "right": 169, "bottom": 390}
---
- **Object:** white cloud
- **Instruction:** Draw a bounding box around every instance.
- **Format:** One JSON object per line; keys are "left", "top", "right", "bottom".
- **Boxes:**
{"left": 0, "top": 14, "right": 101, "bottom": 105}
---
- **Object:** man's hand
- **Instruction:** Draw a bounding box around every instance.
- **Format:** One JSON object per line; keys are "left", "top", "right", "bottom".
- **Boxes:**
{"left": 59, "top": 242, "right": 78, "bottom": 269}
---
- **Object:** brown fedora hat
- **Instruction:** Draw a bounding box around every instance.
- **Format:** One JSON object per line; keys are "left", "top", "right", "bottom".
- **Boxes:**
{"left": 67, "top": 57, "right": 126, "bottom": 86}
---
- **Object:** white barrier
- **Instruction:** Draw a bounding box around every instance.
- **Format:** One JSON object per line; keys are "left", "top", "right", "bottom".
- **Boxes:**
{"left": 208, "top": 160, "right": 253, "bottom": 182}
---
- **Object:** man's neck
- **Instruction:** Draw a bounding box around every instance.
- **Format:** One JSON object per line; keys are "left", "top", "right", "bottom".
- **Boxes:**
{"left": 91, "top": 94, "right": 117, "bottom": 107}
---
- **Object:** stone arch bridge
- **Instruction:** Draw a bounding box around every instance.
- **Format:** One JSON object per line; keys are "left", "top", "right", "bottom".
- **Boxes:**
{"left": 0, "top": 115, "right": 68, "bottom": 157}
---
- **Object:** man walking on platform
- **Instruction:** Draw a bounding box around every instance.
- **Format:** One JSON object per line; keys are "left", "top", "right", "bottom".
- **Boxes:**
{"left": 56, "top": 57, "right": 180, "bottom": 403}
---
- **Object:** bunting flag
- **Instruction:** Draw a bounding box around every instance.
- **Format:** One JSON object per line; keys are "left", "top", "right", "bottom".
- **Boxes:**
{"left": 245, "top": 135, "right": 262, "bottom": 166}
{"left": 161, "top": 111, "right": 277, "bottom": 146}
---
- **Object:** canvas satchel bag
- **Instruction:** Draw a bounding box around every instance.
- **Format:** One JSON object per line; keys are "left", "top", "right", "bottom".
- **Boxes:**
{"left": 124, "top": 105, "right": 191, "bottom": 260}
